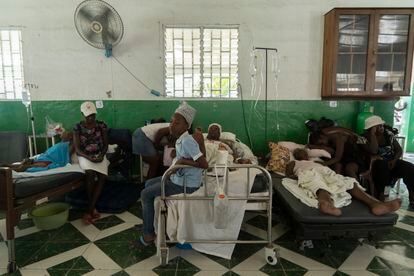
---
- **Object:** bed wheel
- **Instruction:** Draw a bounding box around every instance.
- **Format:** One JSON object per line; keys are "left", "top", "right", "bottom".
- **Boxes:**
{"left": 7, "top": 261, "right": 17, "bottom": 273}
{"left": 160, "top": 248, "right": 169, "bottom": 266}
{"left": 265, "top": 246, "right": 278, "bottom": 265}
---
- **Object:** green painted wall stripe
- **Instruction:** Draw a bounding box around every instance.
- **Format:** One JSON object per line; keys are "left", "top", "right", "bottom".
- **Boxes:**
{"left": 0, "top": 100, "right": 395, "bottom": 154}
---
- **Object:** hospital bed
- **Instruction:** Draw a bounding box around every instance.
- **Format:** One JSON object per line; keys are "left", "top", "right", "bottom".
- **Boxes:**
{"left": 272, "top": 175, "right": 398, "bottom": 245}
{"left": 0, "top": 132, "right": 85, "bottom": 273}
{"left": 156, "top": 164, "right": 278, "bottom": 266}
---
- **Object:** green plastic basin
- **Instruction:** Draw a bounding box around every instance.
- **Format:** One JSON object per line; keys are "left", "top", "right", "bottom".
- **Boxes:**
{"left": 30, "top": 202, "right": 69, "bottom": 230}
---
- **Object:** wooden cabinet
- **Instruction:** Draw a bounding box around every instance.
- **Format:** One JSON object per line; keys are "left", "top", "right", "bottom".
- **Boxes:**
{"left": 322, "top": 8, "right": 414, "bottom": 99}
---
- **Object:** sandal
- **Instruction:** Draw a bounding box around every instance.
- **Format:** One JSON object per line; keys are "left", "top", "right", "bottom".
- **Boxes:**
{"left": 82, "top": 214, "right": 97, "bottom": 225}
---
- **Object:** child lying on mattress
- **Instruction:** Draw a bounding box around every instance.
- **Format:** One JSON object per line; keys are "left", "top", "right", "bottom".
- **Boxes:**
{"left": 285, "top": 148, "right": 401, "bottom": 216}
{"left": 6, "top": 131, "right": 75, "bottom": 172}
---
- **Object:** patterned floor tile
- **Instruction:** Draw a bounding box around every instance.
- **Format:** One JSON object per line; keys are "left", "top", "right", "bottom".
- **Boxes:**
{"left": 94, "top": 215, "right": 125, "bottom": 231}
{"left": 128, "top": 201, "right": 143, "bottom": 220}
{"left": 400, "top": 215, "right": 414, "bottom": 227}
{"left": 94, "top": 227, "right": 156, "bottom": 268}
{"left": 222, "top": 271, "right": 240, "bottom": 276}
{"left": 203, "top": 230, "right": 264, "bottom": 269}
{"left": 46, "top": 256, "right": 94, "bottom": 276}
{"left": 367, "top": 256, "right": 414, "bottom": 276}
{"left": 112, "top": 270, "right": 130, "bottom": 276}
{"left": 153, "top": 256, "right": 201, "bottom": 275}
{"left": 245, "top": 215, "right": 279, "bottom": 231}
{"left": 14, "top": 223, "right": 89, "bottom": 267}
{"left": 332, "top": 271, "right": 350, "bottom": 276}
{"left": 16, "top": 218, "right": 34, "bottom": 230}
{"left": 276, "top": 231, "right": 359, "bottom": 269}
{"left": 0, "top": 270, "right": 22, "bottom": 276}
{"left": 260, "top": 257, "right": 307, "bottom": 276}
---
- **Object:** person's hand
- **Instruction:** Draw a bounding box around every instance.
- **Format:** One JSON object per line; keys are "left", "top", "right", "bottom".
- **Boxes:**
{"left": 90, "top": 155, "right": 103, "bottom": 163}
{"left": 237, "top": 159, "right": 251, "bottom": 164}
{"left": 388, "top": 159, "right": 397, "bottom": 170}
{"left": 370, "top": 126, "right": 377, "bottom": 135}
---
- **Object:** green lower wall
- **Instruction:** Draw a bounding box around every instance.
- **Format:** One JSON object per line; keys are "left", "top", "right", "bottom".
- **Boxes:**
{"left": 0, "top": 100, "right": 395, "bottom": 155}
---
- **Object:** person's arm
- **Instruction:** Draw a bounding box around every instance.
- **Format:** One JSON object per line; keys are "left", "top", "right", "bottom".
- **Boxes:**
{"left": 307, "top": 144, "right": 335, "bottom": 155}
{"left": 388, "top": 138, "right": 403, "bottom": 169}
{"left": 285, "top": 161, "right": 297, "bottom": 179}
{"left": 192, "top": 129, "right": 206, "bottom": 157}
{"left": 175, "top": 137, "right": 208, "bottom": 169}
{"left": 361, "top": 126, "right": 379, "bottom": 154}
{"left": 73, "top": 130, "right": 94, "bottom": 161}
{"left": 323, "top": 134, "right": 345, "bottom": 166}
{"left": 95, "top": 127, "right": 108, "bottom": 163}
{"left": 153, "top": 127, "right": 170, "bottom": 149}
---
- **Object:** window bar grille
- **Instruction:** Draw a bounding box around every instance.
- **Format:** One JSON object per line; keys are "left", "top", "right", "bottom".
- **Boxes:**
{"left": 200, "top": 27, "right": 204, "bottom": 98}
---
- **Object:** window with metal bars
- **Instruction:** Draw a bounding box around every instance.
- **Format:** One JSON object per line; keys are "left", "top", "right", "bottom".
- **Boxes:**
{"left": 164, "top": 26, "right": 239, "bottom": 98}
{"left": 0, "top": 30, "right": 24, "bottom": 100}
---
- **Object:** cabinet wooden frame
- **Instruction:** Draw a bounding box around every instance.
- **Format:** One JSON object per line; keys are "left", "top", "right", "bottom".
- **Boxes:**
{"left": 322, "top": 8, "right": 414, "bottom": 99}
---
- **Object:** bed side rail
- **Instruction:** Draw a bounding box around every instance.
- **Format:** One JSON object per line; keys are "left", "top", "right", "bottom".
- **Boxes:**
{"left": 0, "top": 167, "right": 13, "bottom": 211}
{"left": 160, "top": 164, "right": 272, "bottom": 202}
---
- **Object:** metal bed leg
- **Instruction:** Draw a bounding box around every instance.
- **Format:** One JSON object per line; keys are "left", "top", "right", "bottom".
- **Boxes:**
{"left": 159, "top": 202, "right": 169, "bottom": 266}
{"left": 7, "top": 239, "right": 17, "bottom": 273}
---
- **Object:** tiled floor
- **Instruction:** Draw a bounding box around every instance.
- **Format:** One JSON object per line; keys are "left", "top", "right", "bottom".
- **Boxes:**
{"left": 1, "top": 181, "right": 414, "bottom": 275}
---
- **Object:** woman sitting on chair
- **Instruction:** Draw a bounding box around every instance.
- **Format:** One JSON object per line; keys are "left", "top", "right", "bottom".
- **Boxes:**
{"left": 74, "top": 101, "right": 109, "bottom": 225}
{"left": 362, "top": 115, "right": 414, "bottom": 204}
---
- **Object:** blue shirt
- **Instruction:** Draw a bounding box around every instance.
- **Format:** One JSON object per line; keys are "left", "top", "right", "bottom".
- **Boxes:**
{"left": 170, "top": 131, "right": 204, "bottom": 188}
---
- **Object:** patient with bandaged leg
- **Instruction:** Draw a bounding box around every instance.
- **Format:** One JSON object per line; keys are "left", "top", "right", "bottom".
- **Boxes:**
{"left": 285, "top": 148, "right": 401, "bottom": 216}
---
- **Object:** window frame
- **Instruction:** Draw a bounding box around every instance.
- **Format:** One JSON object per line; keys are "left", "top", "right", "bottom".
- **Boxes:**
{"left": 163, "top": 24, "right": 239, "bottom": 99}
{"left": 0, "top": 28, "right": 24, "bottom": 101}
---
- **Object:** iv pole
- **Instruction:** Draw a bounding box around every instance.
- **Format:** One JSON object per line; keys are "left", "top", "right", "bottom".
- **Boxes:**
{"left": 22, "top": 89, "right": 37, "bottom": 155}
{"left": 253, "top": 47, "right": 278, "bottom": 143}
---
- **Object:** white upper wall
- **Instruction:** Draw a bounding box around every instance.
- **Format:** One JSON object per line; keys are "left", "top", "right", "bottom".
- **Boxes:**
{"left": 0, "top": 0, "right": 412, "bottom": 100}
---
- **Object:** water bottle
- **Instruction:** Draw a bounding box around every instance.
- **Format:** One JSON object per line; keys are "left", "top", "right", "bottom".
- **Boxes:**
{"left": 213, "top": 186, "right": 229, "bottom": 229}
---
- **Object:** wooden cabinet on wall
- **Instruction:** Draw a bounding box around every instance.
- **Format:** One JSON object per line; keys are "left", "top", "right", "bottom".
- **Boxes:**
{"left": 322, "top": 8, "right": 414, "bottom": 99}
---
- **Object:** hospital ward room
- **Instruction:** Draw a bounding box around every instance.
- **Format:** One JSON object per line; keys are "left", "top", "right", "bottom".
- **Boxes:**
{"left": 2, "top": 1, "right": 414, "bottom": 275}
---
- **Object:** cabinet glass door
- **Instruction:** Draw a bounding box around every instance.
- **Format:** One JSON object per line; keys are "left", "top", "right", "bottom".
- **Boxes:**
{"left": 336, "top": 14, "right": 370, "bottom": 92}
{"left": 374, "top": 14, "right": 410, "bottom": 92}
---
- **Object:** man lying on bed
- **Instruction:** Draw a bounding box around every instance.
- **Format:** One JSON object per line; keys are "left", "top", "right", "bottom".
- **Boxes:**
{"left": 7, "top": 131, "right": 75, "bottom": 172}
{"left": 205, "top": 123, "right": 257, "bottom": 165}
{"left": 285, "top": 148, "right": 401, "bottom": 216}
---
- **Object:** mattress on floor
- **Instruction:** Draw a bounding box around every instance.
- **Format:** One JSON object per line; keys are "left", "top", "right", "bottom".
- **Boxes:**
{"left": 13, "top": 172, "right": 84, "bottom": 198}
{"left": 273, "top": 177, "right": 398, "bottom": 225}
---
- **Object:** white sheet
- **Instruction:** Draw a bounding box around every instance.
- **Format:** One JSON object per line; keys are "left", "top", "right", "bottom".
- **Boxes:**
{"left": 281, "top": 166, "right": 365, "bottom": 209}
{"left": 155, "top": 167, "right": 261, "bottom": 259}
{"left": 12, "top": 164, "right": 85, "bottom": 179}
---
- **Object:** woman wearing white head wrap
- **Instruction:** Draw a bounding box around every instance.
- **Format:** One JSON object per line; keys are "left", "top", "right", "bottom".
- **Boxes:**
{"left": 362, "top": 115, "right": 414, "bottom": 204}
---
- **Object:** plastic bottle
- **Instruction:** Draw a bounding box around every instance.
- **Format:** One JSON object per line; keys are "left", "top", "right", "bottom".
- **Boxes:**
{"left": 356, "top": 102, "right": 373, "bottom": 134}
{"left": 213, "top": 185, "right": 229, "bottom": 229}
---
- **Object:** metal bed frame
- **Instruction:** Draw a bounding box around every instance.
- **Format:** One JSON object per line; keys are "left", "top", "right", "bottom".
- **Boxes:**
{"left": 157, "top": 164, "right": 279, "bottom": 266}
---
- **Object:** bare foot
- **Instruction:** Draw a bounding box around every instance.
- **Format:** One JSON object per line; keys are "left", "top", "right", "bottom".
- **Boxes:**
{"left": 92, "top": 209, "right": 101, "bottom": 219}
{"left": 319, "top": 200, "right": 342, "bottom": 216}
{"left": 371, "top": 198, "right": 401, "bottom": 216}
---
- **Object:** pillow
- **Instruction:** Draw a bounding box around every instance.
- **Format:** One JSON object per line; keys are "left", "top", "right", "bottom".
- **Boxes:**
{"left": 266, "top": 142, "right": 290, "bottom": 174}
{"left": 277, "top": 141, "right": 305, "bottom": 161}
{"left": 277, "top": 141, "right": 305, "bottom": 152}
{"left": 220, "top": 132, "right": 236, "bottom": 142}
{"left": 202, "top": 131, "right": 237, "bottom": 142}
{"left": 307, "top": 148, "right": 331, "bottom": 159}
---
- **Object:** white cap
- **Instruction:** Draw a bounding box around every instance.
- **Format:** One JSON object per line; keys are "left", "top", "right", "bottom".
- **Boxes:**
{"left": 175, "top": 101, "right": 196, "bottom": 126}
{"left": 364, "top": 115, "right": 384, "bottom": 130}
{"left": 208, "top": 123, "right": 222, "bottom": 133}
{"left": 80, "top": 101, "right": 97, "bottom": 117}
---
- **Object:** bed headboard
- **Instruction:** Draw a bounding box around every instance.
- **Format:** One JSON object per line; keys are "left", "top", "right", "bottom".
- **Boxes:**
{"left": 0, "top": 132, "right": 28, "bottom": 164}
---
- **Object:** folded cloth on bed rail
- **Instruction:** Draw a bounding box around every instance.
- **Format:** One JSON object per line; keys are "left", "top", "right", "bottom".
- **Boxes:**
{"left": 156, "top": 167, "right": 261, "bottom": 259}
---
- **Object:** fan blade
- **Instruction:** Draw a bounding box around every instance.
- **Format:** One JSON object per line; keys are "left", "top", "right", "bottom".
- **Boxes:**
{"left": 99, "top": 6, "right": 118, "bottom": 44}
{"left": 77, "top": 8, "right": 95, "bottom": 22}
{"left": 84, "top": 30, "right": 103, "bottom": 47}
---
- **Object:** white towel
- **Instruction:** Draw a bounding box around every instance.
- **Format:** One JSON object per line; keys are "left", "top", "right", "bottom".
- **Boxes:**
{"left": 77, "top": 156, "right": 109, "bottom": 175}
{"left": 155, "top": 168, "right": 260, "bottom": 259}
